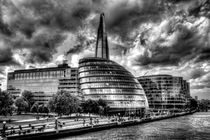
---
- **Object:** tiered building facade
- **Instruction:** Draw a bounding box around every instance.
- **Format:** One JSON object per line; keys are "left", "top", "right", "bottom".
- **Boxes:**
{"left": 7, "top": 63, "right": 79, "bottom": 104}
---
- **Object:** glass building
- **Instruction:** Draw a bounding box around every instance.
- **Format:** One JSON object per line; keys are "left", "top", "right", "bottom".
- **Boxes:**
{"left": 78, "top": 13, "right": 148, "bottom": 114}
{"left": 137, "top": 75, "right": 190, "bottom": 113}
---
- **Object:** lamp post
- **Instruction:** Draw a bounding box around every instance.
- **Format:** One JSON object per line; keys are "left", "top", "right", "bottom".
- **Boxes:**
{"left": 55, "top": 117, "right": 58, "bottom": 133}
{"left": 2, "top": 121, "right": 6, "bottom": 138}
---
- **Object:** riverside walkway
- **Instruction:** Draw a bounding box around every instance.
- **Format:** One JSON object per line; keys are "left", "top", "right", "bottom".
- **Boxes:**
{"left": 0, "top": 111, "right": 196, "bottom": 140}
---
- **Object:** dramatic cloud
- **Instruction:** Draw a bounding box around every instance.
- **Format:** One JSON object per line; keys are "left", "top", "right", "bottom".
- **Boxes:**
{"left": 0, "top": 0, "right": 209, "bottom": 99}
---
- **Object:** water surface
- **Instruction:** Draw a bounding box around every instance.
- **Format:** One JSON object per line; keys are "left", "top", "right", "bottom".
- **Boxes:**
{"left": 58, "top": 112, "right": 210, "bottom": 140}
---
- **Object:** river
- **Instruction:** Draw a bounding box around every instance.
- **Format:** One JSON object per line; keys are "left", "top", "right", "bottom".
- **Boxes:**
{"left": 58, "top": 112, "right": 210, "bottom": 140}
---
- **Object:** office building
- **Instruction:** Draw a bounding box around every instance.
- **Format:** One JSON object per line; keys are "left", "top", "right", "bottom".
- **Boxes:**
{"left": 137, "top": 75, "right": 190, "bottom": 112}
{"left": 7, "top": 62, "right": 79, "bottom": 104}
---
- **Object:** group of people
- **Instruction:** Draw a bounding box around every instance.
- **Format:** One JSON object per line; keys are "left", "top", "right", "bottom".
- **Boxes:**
{"left": 83, "top": 117, "right": 100, "bottom": 126}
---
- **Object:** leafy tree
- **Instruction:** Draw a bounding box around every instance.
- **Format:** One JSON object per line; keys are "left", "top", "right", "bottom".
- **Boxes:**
{"left": 189, "top": 98, "right": 198, "bottom": 110}
{"left": 48, "top": 90, "right": 80, "bottom": 116}
{"left": 81, "top": 99, "right": 99, "bottom": 114}
{"left": 42, "top": 106, "right": 49, "bottom": 114}
{"left": 38, "top": 104, "right": 49, "bottom": 114}
{"left": 81, "top": 99, "right": 108, "bottom": 115}
{"left": 30, "top": 102, "right": 39, "bottom": 113}
{"left": 98, "top": 99, "right": 107, "bottom": 108}
{"left": 15, "top": 97, "right": 28, "bottom": 114}
{"left": 0, "top": 91, "right": 14, "bottom": 116}
{"left": 22, "top": 90, "right": 34, "bottom": 111}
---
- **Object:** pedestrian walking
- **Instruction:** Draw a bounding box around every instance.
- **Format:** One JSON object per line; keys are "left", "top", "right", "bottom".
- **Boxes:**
{"left": 83, "top": 119, "right": 86, "bottom": 126}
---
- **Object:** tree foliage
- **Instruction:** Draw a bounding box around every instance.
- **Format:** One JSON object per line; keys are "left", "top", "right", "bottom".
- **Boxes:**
{"left": 30, "top": 102, "right": 39, "bottom": 113}
{"left": 81, "top": 99, "right": 108, "bottom": 115}
{"left": 15, "top": 97, "right": 28, "bottom": 114}
{"left": 48, "top": 90, "right": 80, "bottom": 116}
{"left": 22, "top": 90, "right": 34, "bottom": 109}
{"left": 38, "top": 104, "right": 49, "bottom": 114}
{"left": 0, "top": 91, "right": 14, "bottom": 116}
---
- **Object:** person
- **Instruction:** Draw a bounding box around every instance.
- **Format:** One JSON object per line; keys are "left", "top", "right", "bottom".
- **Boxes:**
{"left": 90, "top": 117, "right": 93, "bottom": 125}
{"left": 83, "top": 119, "right": 86, "bottom": 126}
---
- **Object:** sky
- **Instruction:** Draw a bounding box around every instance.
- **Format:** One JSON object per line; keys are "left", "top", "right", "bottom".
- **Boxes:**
{"left": 0, "top": 0, "right": 210, "bottom": 100}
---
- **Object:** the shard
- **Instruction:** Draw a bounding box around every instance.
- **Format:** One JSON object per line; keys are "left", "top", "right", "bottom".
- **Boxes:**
{"left": 95, "top": 13, "right": 109, "bottom": 60}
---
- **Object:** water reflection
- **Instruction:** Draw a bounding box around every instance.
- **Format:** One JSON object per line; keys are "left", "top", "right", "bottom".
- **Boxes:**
{"left": 58, "top": 112, "right": 210, "bottom": 140}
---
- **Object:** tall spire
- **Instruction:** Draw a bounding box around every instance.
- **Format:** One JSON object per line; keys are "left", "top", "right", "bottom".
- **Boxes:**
{"left": 95, "top": 13, "right": 109, "bottom": 60}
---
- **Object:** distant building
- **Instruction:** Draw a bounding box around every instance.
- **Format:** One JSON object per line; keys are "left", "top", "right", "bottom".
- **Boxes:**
{"left": 7, "top": 62, "right": 79, "bottom": 104}
{"left": 78, "top": 13, "right": 148, "bottom": 115}
{"left": 195, "top": 96, "right": 198, "bottom": 100}
{"left": 137, "top": 75, "right": 190, "bottom": 112}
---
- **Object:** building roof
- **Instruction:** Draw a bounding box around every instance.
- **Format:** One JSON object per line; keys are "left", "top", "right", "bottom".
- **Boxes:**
{"left": 9, "top": 64, "right": 78, "bottom": 74}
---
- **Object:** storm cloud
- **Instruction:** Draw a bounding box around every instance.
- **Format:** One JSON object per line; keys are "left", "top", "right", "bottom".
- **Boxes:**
{"left": 0, "top": 0, "right": 210, "bottom": 99}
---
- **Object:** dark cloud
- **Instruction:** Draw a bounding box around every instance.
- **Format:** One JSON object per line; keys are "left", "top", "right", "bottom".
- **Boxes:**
{"left": 187, "top": 0, "right": 210, "bottom": 18}
{"left": 0, "top": 46, "right": 19, "bottom": 66}
{"left": 191, "top": 73, "right": 210, "bottom": 89}
{"left": 189, "top": 68, "right": 207, "bottom": 79}
{"left": 90, "top": 0, "right": 166, "bottom": 41}
{"left": 0, "top": 0, "right": 96, "bottom": 65}
{"left": 66, "top": 33, "right": 95, "bottom": 55}
{"left": 20, "top": 0, "right": 92, "bottom": 32}
{"left": 133, "top": 18, "right": 207, "bottom": 66}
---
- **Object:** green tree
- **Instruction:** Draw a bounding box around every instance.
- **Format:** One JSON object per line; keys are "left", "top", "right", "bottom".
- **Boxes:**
{"left": 22, "top": 90, "right": 34, "bottom": 111}
{"left": 48, "top": 90, "right": 80, "bottom": 116}
{"left": 15, "top": 97, "right": 28, "bottom": 114}
{"left": 0, "top": 91, "right": 14, "bottom": 116}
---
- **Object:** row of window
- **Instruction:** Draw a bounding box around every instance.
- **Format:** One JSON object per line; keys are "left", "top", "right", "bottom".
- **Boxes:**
{"left": 79, "top": 61, "right": 116, "bottom": 67}
{"left": 138, "top": 77, "right": 182, "bottom": 81}
{"left": 82, "top": 88, "right": 144, "bottom": 94}
{"left": 80, "top": 77, "right": 139, "bottom": 83}
{"left": 106, "top": 100, "right": 147, "bottom": 108}
{"left": 9, "top": 69, "right": 74, "bottom": 80}
{"left": 79, "top": 71, "right": 132, "bottom": 78}
{"left": 80, "top": 82, "right": 142, "bottom": 89}
{"left": 79, "top": 66, "right": 125, "bottom": 73}
{"left": 86, "top": 94, "right": 146, "bottom": 101}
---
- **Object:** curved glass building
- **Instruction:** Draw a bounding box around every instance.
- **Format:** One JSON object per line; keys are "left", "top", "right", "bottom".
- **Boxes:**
{"left": 137, "top": 75, "right": 190, "bottom": 113}
{"left": 78, "top": 13, "right": 148, "bottom": 114}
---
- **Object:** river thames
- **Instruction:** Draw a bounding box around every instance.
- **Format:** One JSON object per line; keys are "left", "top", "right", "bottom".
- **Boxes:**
{"left": 58, "top": 112, "right": 210, "bottom": 140}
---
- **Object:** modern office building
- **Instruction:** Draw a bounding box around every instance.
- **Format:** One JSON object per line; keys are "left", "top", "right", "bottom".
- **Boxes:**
{"left": 78, "top": 13, "right": 148, "bottom": 114}
{"left": 7, "top": 62, "right": 79, "bottom": 104}
{"left": 137, "top": 75, "right": 190, "bottom": 112}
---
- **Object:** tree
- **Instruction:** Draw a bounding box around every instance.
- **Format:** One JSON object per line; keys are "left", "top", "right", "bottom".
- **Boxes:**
{"left": 81, "top": 99, "right": 99, "bottom": 115}
{"left": 189, "top": 98, "right": 198, "bottom": 110}
{"left": 22, "top": 90, "right": 34, "bottom": 111}
{"left": 81, "top": 99, "right": 108, "bottom": 115}
{"left": 30, "top": 102, "right": 39, "bottom": 113}
{"left": 0, "top": 91, "right": 14, "bottom": 116}
{"left": 48, "top": 90, "right": 80, "bottom": 116}
{"left": 15, "top": 97, "right": 28, "bottom": 114}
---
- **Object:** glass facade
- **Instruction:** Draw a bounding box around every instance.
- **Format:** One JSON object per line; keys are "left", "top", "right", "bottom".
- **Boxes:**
{"left": 137, "top": 75, "right": 190, "bottom": 112}
{"left": 79, "top": 57, "right": 148, "bottom": 113}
